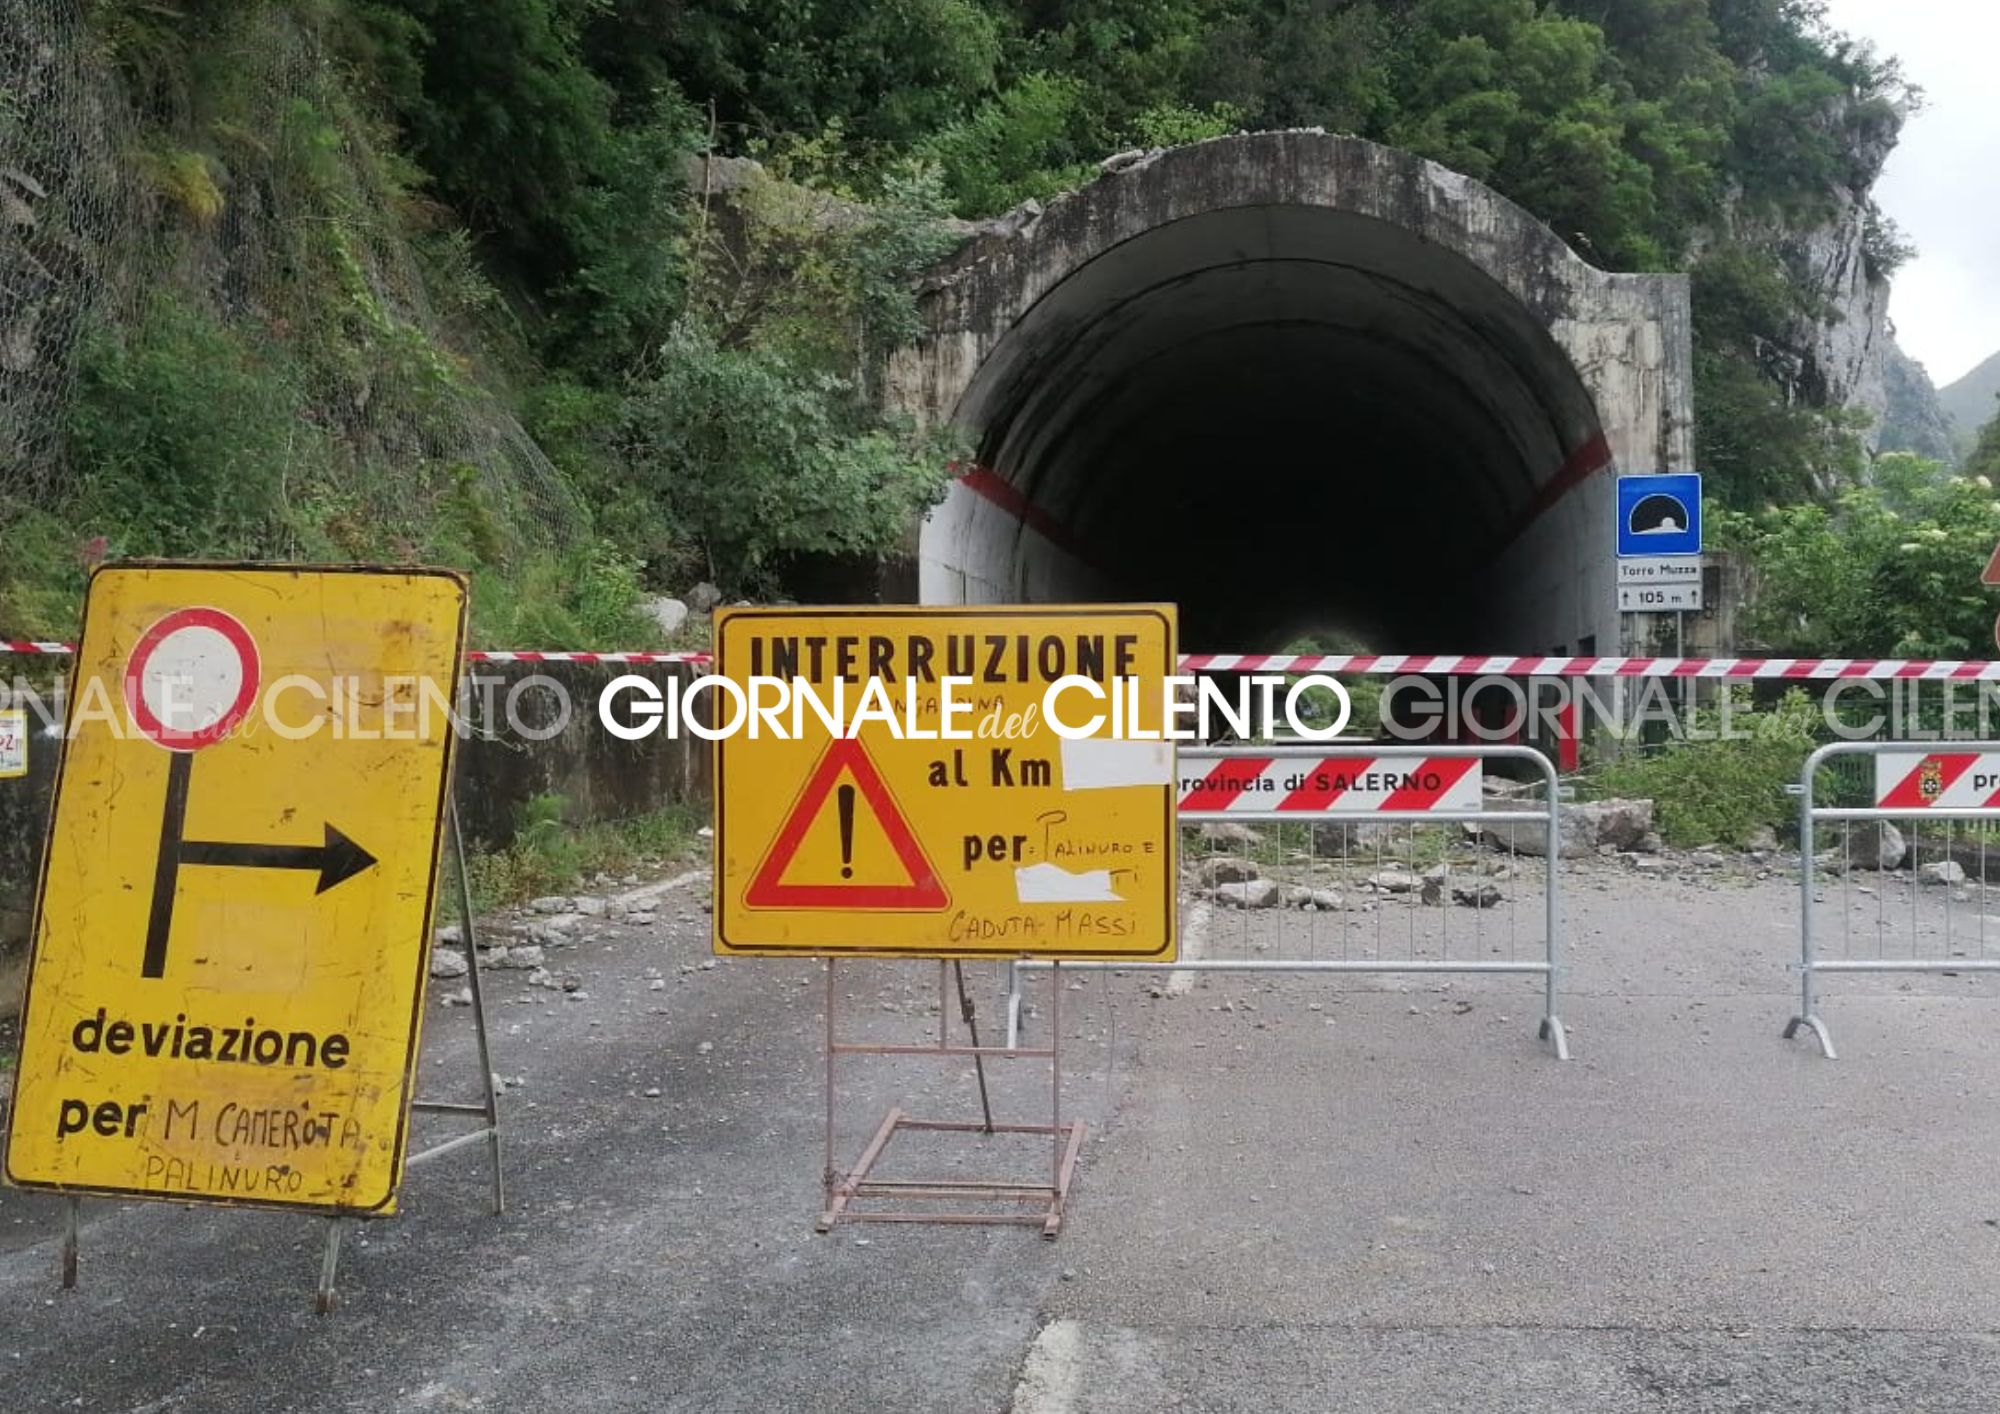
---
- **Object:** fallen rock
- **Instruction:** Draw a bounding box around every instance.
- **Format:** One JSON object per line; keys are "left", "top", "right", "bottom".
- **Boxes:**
{"left": 1920, "top": 860, "right": 1967, "bottom": 886}
{"left": 495, "top": 944, "right": 545, "bottom": 970}
{"left": 429, "top": 949, "right": 469, "bottom": 979}
{"left": 1846, "top": 820, "right": 1907, "bottom": 871}
{"left": 435, "top": 924, "right": 463, "bottom": 946}
{"left": 1310, "top": 820, "right": 1398, "bottom": 854}
{"left": 642, "top": 596, "right": 689, "bottom": 636}
{"left": 1588, "top": 799, "right": 1656, "bottom": 847}
{"left": 1214, "top": 878, "right": 1283, "bottom": 909}
{"left": 1367, "top": 869, "right": 1419, "bottom": 894}
{"left": 687, "top": 581, "right": 723, "bottom": 614}
{"left": 1484, "top": 798, "right": 1652, "bottom": 859}
{"left": 1453, "top": 883, "right": 1503, "bottom": 908}
{"left": 1689, "top": 850, "right": 1726, "bottom": 869}
{"left": 1198, "top": 821, "right": 1260, "bottom": 847}
{"left": 574, "top": 896, "right": 608, "bottom": 917}
{"left": 1288, "top": 887, "right": 1344, "bottom": 910}
{"left": 531, "top": 914, "right": 584, "bottom": 945}
{"left": 1744, "top": 824, "right": 1779, "bottom": 853}
{"left": 1192, "top": 855, "right": 1261, "bottom": 888}
{"left": 529, "top": 896, "right": 574, "bottom": 915}
{"left": 1420, "top": 876, "right": 1444, "bottom": 906}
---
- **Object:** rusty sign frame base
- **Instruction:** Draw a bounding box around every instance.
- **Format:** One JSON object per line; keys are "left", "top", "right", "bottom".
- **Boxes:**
{"left": 817, "top": 958, "right": 1082, "bottom": 1240}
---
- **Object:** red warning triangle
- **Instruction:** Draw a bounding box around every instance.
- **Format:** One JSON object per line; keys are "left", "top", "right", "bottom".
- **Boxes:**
{"left": 1983, "top": 539, "right": 2000, "bottom": 586}
{"left": 745, "top": 738, "right": 949, "bottom": 911}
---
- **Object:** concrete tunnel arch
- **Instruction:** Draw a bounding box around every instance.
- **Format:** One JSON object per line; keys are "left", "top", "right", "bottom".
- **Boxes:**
{"left": 881, "top": 131, "right": 1694, "bottom": 654}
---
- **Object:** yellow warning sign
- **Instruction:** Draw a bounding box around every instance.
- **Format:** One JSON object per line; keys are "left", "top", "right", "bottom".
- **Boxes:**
{"left": 714, "top": 606, "right": 1178, "bottom": 959}
{"left": 3, "top": 563, "right": 468, "bottom": 1215}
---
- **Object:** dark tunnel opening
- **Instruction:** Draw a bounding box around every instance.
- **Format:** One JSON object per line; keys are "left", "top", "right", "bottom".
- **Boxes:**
{"left": 920, "top": 204, "right": 1616, "bottom": 653}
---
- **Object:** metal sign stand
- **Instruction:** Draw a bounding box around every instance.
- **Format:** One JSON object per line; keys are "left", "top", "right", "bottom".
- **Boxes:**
{"left": 817, "top": 957, "right": 1083, "bottom": 1239}
{"left": 50, "top": 802, "right": 505, "bottom": 1313}
{"left": 61, "top": 1197, "right": 78, "bottom": 1289}
{"left": 317, "top": 802, "right": 505, "bottom": 1312}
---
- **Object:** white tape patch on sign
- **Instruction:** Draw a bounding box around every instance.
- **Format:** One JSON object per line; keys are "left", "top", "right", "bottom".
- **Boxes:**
{"left": 1874, "top": 752, "right": 2000, "bottom": 809}
{"left": 1178, "top": 754, "right": 1482, "bottom": 815}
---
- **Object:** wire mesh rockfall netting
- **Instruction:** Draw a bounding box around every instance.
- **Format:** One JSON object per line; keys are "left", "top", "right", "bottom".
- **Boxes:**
{"left": 1, "top": 0, "right": 586, "bottom": 568}
{"left": 2, "top": 0, "right": 138, "bottom": 504}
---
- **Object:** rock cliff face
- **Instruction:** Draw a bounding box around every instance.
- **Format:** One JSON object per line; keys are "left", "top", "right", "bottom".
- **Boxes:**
{"left": 1778, "top": 185, "right": 1889, "bottom": 432}
{"left": 1688, "top": 81, "right": 1934, "bottom": 465}
{"left": 1728, "top": 101, "right": 1902, "bottom": 454}
{"left": 1878, "top": 337, "right": 1958, "bottom": 462}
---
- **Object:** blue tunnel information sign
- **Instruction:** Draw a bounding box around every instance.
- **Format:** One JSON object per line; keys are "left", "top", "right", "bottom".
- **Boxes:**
{"left": 1616, "top": 474, "right": 1702, "bottom": 558}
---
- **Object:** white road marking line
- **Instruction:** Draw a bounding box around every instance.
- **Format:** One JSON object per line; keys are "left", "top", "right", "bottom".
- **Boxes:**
{"left": 1008, "top": 1318, "right": 1085, "bottom": 1414}
{"left": 1167, "top": 898, "right": 1210, "bottom": 997}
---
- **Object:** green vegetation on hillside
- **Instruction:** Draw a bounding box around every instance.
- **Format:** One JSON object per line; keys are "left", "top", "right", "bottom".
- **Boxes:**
{"left": 1718, "top": 453, "right": 2000, "bottom": 658}
{"left": 0, "top": 0, "right": 1926, "bottom": 643}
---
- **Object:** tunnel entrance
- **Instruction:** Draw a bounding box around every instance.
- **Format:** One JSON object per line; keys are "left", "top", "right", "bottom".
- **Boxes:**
{"left": 887, "top": 133, "right": 1693, "bottom": 655}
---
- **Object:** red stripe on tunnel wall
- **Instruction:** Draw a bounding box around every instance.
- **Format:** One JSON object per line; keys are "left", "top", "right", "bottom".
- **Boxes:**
{"left": 1503, "top": 431, "right": 1615, "bottom": 547}
{"left": 955, "top": 465, "right": 1097, "bottom": 565}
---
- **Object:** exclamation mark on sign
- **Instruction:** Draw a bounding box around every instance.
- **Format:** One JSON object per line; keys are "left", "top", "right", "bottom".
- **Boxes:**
{"left": 837, "top": 783, "right": 855, "bottom": 879}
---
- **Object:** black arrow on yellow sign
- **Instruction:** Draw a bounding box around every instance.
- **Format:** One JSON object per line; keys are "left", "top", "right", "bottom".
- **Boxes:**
{"left": 179, "top": 825, "right": 378, "bottom": 892}
{"left": 143, "top": 751, "right": 380, "bottom": 978}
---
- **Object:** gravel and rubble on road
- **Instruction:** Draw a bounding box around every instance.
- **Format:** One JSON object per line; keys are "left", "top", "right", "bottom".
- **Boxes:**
{"left": 12, "top": 830, "right": 2000, "bottom": 1411}
{"left": 1184, "top": 794, "right": 1798, "bottom": 924}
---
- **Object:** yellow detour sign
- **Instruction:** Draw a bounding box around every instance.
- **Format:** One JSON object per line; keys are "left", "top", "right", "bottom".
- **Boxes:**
{"left": 4, "top": 563, "right": 468, "bottom": 1215}
{"left": 714, "top": 606, "right": 1178, "bottom": 959}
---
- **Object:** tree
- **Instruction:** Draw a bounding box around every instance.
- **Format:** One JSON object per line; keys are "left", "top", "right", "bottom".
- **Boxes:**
{"left": 1967, "top": 402, "right": 2000, "bottom": 483}
{"left": 1716, "top": 455, "right": 2000, "bottom": 658}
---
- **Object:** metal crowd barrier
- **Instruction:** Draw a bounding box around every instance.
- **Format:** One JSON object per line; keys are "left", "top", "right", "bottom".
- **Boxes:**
{"left": 1788, "top": 740, "right": 2000, "bottom": 1059}
{"left": 1005, "top": 744, "right": 1569, "bottom": 1060}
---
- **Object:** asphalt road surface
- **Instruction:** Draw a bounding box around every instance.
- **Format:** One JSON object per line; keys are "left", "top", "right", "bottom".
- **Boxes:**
{"left": 7, "top": 856, "right": 2000, "bottom": 1411}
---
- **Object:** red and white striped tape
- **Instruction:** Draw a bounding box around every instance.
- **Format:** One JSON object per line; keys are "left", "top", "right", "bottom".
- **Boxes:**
{"left": 1, "top": 641, "right": 712, "bottom": 665}
{"left": 11, "top": 636, "right": 2000, "bottom": 681}
{"left": 1179, "top": 754, "right": 1483, "bottom": 815}
{"left": 1180, "top": 654, "right": 2000, "bottom": 681}
{"left": 1875, "top": 752, "right": 2000, "bottom": 809}
{"left": 464, "top": 650, "right": 711, "bottom": 665}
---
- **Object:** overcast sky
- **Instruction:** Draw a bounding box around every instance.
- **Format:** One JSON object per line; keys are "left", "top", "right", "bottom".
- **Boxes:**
{"left": 1818, "top": 0, "right": 2000, "bottom": 387}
